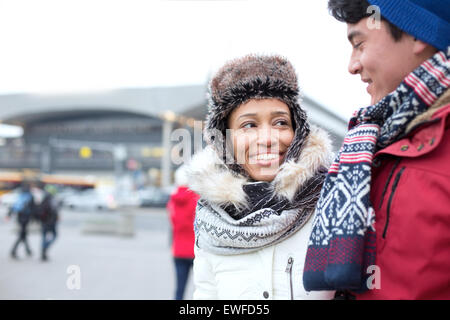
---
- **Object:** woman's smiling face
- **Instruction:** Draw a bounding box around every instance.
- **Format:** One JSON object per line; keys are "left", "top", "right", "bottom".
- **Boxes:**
{"left": 227, "top": 98, "right": 294, "bottom": 182}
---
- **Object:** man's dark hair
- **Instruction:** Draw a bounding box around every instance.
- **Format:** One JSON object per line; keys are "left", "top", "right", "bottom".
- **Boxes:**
{"left": 328, "top": 0, "right": 404, "bottom": 41}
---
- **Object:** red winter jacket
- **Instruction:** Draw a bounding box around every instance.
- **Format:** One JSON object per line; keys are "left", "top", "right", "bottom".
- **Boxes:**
{"left": 167, "top": 186, "right": 200, "bottom": 259}
{"left": 356, "top": 90, "right": 450, "bottom": 300}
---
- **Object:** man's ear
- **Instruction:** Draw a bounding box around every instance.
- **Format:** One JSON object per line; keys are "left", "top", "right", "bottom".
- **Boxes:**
{"left": 413, "top": 39, "right": 437, "bottom": 55}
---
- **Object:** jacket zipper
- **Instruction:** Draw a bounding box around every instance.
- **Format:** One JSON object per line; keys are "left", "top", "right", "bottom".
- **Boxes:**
{"left": 382, "top": 167, "right": 405, "bottom": 239}
{"left": 285, "top": 256, "right": 294, "bottom": 300}
{"left": 378, "top": 158, "right": 401, "bottom": 210}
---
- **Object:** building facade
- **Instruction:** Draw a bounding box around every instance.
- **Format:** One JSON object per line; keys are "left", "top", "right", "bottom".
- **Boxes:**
{"left": 0, "top": 85, "right": 347, "bottom": 186}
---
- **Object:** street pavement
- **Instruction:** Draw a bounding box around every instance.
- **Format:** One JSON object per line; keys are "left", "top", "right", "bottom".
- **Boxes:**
{"left": 0, "top": 207, "right": 194, "bottom": 300}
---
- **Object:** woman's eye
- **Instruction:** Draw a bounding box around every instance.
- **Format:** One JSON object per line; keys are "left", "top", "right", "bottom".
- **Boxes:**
{"left": 274, "top": 120, "right": 289, "bottom": 126}
{"left": 241, "top": 122, "right": 256, "bottom": 129}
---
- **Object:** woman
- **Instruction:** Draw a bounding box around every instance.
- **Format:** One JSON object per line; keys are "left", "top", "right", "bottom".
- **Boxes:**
{"left": 186, "top": 54, "right": 335, "bottom": 300}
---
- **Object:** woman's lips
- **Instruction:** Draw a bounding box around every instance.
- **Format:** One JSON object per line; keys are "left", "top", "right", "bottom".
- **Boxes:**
{"left": 249, "top": 152, "right": 285, "bottom": 167}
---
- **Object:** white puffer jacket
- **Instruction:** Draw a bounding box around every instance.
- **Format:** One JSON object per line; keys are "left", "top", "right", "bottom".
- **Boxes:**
{"left": 187, "top": 126, "right": 336, "bottom": 300}
{"left": 193, "top": 216, "right": 335, "bottom": 300}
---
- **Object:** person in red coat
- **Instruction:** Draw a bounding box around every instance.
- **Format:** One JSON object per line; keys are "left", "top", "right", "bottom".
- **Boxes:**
{"left": 167, "top": 165, "right": 200, "bottom": 300}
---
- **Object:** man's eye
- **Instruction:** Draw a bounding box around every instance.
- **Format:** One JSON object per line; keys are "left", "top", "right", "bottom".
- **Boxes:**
{"left": 353, "top": 42, "right": 363, "bottom": 49}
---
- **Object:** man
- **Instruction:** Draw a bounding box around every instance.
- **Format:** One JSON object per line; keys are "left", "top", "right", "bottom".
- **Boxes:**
{"left": 303, "top": 0, "right": 450, "bottom": 299}
{"left": 39, "top": 184, "right": 59, "bottom": 261}
{"left": 8, "top": 183, "right": 35, "bottom": 259}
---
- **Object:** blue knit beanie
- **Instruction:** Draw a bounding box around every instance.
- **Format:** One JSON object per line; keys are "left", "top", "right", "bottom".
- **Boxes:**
{"left": 367, "top": 0, "right": 450, "bottom": 51}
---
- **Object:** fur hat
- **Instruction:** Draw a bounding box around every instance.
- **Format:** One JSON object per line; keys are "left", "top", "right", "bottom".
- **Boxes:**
{"left": 204, "top": 54, "right": 310, "bottom": 176}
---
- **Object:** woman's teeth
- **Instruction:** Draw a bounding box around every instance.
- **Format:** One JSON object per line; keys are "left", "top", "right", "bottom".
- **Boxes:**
{"left": 256, "top": 154, "right": 278, "bottom": 161}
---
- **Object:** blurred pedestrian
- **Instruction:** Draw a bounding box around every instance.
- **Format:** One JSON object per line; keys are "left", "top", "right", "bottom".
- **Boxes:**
{"left": 30, "top": 181, "right": 45, "bottom": 222}
{"left": 303, "top": 0, "right": 450, "bottom": 300}
{"left": 7, "top": 182, "right": 35, "bottom": 259}
{"left": 38, "top": 184, "right": 59, "bottom": 261}
{"left": 167, "top": 165, "right": 200, "bottom": 300}
{"left": 185, "top": 54, "right": 335, "bottom": 299}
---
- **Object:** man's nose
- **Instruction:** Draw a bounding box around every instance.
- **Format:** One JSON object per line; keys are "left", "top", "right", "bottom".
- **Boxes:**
{"left": 348, "top": 56, "right": 362, "bottom": 75}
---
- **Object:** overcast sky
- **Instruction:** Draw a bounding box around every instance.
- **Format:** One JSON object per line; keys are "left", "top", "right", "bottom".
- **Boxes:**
{"left": 0, "top": 0, "right": 370, "bottom": 120}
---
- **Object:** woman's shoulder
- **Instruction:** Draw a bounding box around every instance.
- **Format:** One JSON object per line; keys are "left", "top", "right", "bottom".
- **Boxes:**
{"left": 185, "top": 146, "right": 249, "bottom": 209}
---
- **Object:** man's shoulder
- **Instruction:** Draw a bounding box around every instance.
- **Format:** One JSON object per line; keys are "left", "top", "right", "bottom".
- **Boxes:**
{"left": 405, "top": 89, "right": 450, "bottom": 133}
{"left": 431, "top": 100, "right": 450, "bottom": 121}
{"left": 430, "top": 87, "right": 450, "bottom": 118}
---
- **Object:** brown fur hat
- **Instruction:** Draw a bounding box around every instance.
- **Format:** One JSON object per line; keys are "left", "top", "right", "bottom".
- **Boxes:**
{"left": 204, "top": 54, "right": 310, "bottom": 175}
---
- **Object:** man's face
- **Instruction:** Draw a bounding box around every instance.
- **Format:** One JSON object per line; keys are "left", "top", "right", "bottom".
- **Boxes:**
{"left": 347, "top": 18, "right": 420, "bottom": 105}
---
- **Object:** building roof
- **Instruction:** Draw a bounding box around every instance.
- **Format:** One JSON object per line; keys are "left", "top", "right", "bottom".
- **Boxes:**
{"left": 0, "top": 85, "right": 347, "bottom": 146}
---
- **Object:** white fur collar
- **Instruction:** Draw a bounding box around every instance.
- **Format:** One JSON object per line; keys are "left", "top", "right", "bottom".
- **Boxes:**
{"left": 185, "top": 125, "right": 333, "bottom": 209}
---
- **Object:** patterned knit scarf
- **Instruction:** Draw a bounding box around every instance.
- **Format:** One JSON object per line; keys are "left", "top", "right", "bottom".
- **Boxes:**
{"left": 194, "top": 172, "right": 326, "bottom": 256}
{"left": 303, "top": 48, "right": 450, "bottom": 292}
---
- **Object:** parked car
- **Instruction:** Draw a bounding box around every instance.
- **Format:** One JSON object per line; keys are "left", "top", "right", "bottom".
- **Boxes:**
{"left": 63, "top": 189, "right": 117, "bottom": 211}
{"left": 0, "top": 189, "right": 20, "bottom": 209}
{"left": 53, "top": 188, "right": 82, "bottom": 208}
{"left": 138, "top": 187, "right": 170, "bottom": 208}
{"left": 114, "top": 189, "right": 141, "bottom": 208}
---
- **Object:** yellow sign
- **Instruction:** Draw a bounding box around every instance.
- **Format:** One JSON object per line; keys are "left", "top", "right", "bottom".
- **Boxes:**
{"left": 141, "top": 147, "right": 164, "bottom": 158}
{"left": 79, "top": 146, "right": 92, "bottom": 159}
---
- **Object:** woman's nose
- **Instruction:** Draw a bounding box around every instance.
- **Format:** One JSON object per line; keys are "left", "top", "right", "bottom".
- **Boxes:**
{"left": 256, "top": 126, "right": 276, "bottom": 149}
